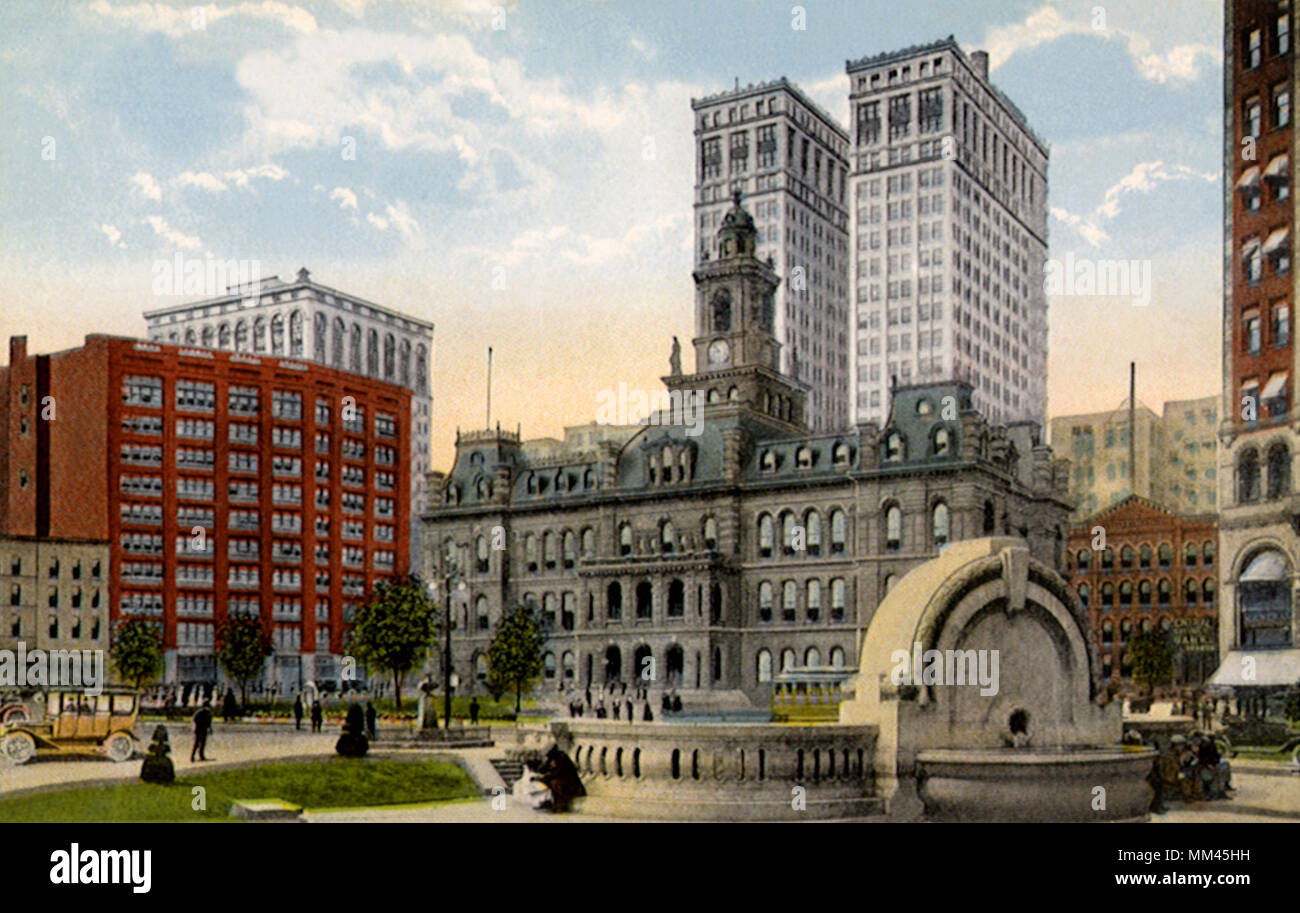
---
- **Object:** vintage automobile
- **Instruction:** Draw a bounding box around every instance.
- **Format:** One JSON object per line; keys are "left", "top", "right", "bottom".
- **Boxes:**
{"left": 0, "top": 688, "right": 141, "bottom": 764}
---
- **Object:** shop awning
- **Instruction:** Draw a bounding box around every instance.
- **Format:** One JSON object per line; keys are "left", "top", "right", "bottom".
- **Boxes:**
{"left": 1208, "top": 649, "right": 1300, "bottom": 688}
{"left": 1241, "top": 236, "right": 1262, "bottom": 258}
{"left": 1242, "top": 548, "right": 1289, "bottom": 581}
{"left": 1264, "top": 226, "right": 1290, "bottom": 254}
{"left": 1261, "top": 371, "right": 1289, "bottom": 401}
{"left": 1265, "top": 154, "right": 1289, "bottom": 179}
{"left": 1236, "top": 166, "right": 1261, "bottom": 190}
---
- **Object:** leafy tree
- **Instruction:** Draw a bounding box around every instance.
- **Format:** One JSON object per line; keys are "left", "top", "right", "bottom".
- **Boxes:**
{"left": 486, "top": 604, "right": 545, "bottom": 714}
{"left": 344, "top": 575, "right": 438, "bottom": 711}
{"left": 215, "top": 615, "right": 272, "bottom": 706}
{"left": 110, "top": 619, "right": 164, "bottom": 691}
{"left": 1128, "top": 628, "right": 1175, "bottom": 699}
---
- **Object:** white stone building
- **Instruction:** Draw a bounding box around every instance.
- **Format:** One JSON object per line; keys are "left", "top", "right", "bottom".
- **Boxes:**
{"left": 846, "top": 37, "right": 1049, "bottom": 430}
{"left": 691, "top": 78, "right": 852, "bottom": 433}
{"left": 142, "top": 268, "right": 434, "bottom": 555}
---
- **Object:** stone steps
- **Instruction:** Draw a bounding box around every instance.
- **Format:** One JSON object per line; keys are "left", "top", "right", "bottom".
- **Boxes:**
{"left": 490, "top": 758, "right": 526, "bottom": 790}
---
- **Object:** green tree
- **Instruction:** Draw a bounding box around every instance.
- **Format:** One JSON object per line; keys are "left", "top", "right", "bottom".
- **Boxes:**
{"left": 215, "top": 615, "right": 272, "bottom": 706}
{"left": 486, "top": 604, "right": 545, "bottom": 714}
{"left": 1128, "top": 628, "right": 1175, "bottom": 699}
{"left": 110, "top": 619, "right": 164, "bottom": 691}
{"left": 344, "top": 574, "right": 438, "bottom": 711}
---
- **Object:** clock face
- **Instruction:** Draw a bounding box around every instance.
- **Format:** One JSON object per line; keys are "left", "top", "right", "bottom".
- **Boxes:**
{"left": 708, "top": 339, "right": 730, "bottom": 365}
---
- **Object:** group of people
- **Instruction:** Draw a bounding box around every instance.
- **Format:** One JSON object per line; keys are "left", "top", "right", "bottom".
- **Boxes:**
{"left": 291, "top": 693, "right": 379, "bottom": 739}
{"left": 1148, "top": 733, "right": 1233, "bottom": 811}
{"left": 563, "top": 682, "right": 684, "bottom": 721}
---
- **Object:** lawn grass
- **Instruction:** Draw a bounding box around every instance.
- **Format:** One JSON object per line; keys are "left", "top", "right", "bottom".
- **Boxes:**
{"left": 0, "top": 758, "right": 480, "bottom": 823}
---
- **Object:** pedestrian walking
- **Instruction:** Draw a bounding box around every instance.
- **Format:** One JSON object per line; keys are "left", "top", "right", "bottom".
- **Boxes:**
{"left": 293, "top": 694, "right": 304, "bottom": 731}
{"left": 469, "top": 697, "right": 480, "bottom": 725}
{"left": 310, "top": 698, "right": 323, "bottom": 733}
{"left": 190, "top": 701, "right": 213, "bottom": 762}
{"left": 365, "top": 698, "right": 377, "bottom": 740}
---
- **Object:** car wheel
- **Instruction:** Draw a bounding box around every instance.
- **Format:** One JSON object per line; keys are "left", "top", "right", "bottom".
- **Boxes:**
{"left": 104, "top": 732, "right": 134, "bottom": 763}
{"left": 3, "top": 731, "right": 36, "bottom": 765}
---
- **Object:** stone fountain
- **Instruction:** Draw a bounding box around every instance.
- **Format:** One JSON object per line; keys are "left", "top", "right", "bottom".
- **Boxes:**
{"left": 839, "top": 537, "right": 1154, "bottom": 822}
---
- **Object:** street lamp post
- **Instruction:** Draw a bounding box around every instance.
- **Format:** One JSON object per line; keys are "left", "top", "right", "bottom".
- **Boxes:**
{"left": 431, "top": 568, "right": 465, "bottom": 733}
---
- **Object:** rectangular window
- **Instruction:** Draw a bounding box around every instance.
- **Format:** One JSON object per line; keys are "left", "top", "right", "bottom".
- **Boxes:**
{"left": 918, "top": 87, "right": 943, "bottom": 133}
{"left": 701, "top": 137, "right": 722, "bottom": 180}
{"left": 756, "top": 124, "right": 777, "bottom": 168}
{"left": 1274, "top": 84, "right": 1290, "bottom": 128}
{"left": 888, "top": 94, "right": 912, "bottom": 141}
{"left": 1274, "top": 303, "right": 1291, "bottom": 347}
{"left": 1277, "top": 14, "right": 1291, "bottom": 55}
{"left": 1248, "top": 26, "right": 1263, "bottom": 67}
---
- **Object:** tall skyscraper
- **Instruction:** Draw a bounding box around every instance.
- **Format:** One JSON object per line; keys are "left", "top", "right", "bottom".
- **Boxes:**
{"left": 142, "top": 268, "right": 433, "bottom": 556}
{"left": 691, "top": 79, "right": 852, "bottom": 432}
{"left": 845, "top": 38, "right": 1049, "bottom": 429}
{"left": 1213, "top": 1, "right": 1299, "bottom": 699}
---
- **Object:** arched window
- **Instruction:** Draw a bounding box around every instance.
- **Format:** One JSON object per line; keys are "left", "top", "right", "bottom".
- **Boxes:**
{"left": 1238, "top": 448, "right": 1261, "bottom": 503}
{"left": 702, "top": 516, "right": 718, "bottom": 551}
{"left": 1101, "top": 547, "right": 1114, "bottom": 570}
{"left": 805, "top": 510, "right": 822, "bottom": 555}
{"left": 1184, "top": 578, "right": 1198, "bottom": 604}
{"left": 475, "top": 536, "right": 489, "bottom": 573}
{"left": 1120, "top": 546, "right": 1134, "bottom": 569}
{"left": 1268, "top": 443, "right": 1291, "bottom": 498}
{"left": 184, "top": 328, "right": 196, "bottom": 345}
{"left": 349, "top": 324, "right": 362, "bottom": 371}
{"left": 668, "top": 579, "right": 685, "bottom": 617}
{"left": 607, "top": 582, "right": 622, "bottom": 620}
{"left": 1158, "top": 579, "right": 1171, "bottom": 605}
{"left": 201, "top": 325, "right": 215, "bottom": 347}
{"left": 1138, "top": 580, "right": 1151, "bottom": 606}
{"left": 383, "top": 333, "right": 396, "bottom": 379}
{"left": 474, "top": 595, "right": 489, "bottom": 630}
{"left": 1078, "top": 584, "right": 1090, "bottom": 609}
{"left": 829, "top": 509, "right": 847, "bottom": 554}
{"left": 756, "top": 649, "right": 773, "bottom": 683}
{"left": 415, "top": 344, "right": 428, "bottom": 389}
{"left": 619, "top": 523, "right": 633, "bottom": 557}
{"left": 561, "top": 651, "right": 575, "bottom": 681}
{"left": 332, "top": 318, "right": 345, "bottom": 367}
{"left": 830, "top": 578, "right": 846, "bottom": 620}
{"left": 884, "top": 431, "right": 904, "bottom": 461}
{"left": 1102, "top": 620, "right": 1114, "bottom": 644}
{"left": 758, "top": 581, "right": 774, "bottom": 621}
{"left": 635, "top": 581, "right": 653, "bottom": 619}
{"left": 581, "top": 527, "right": 596, "bottom": 559}
{"left": 885, "top": 504, "right": 902, "bottom": 551}
{"left": 399, "top": 339, "right": 411, "bottom": 385}
{"left": 780, "top": 648, "right": 796, "bottom": 673}
{"left": 1203, "top": 541, "right": 1215, "bottom": 565}
{"left": 524, "top": 533, "right": 538, "bottom": 572}
{"left": 1101, "top": 582, "right": 1114, "bottom": 608}
{"left": 758, "top": 513, "right": 775, "bottom": 558}
{"left": 1239, "top": 550, "right": 1290, "bottom": 646}
{"left": 711, "top": 289, "right": 732, "bottom": 332}
{"left": 780, "top": 512, "right": 797, "bottom": 555}
{"left": 1077, "top": 549, "right": 1091, "bottom": 571}
{"left": 1183, "top": 542, "right": 1198, "bottom": 567}
{"left": 543, "top": 651, "right": 556, "bottom": 680}
{"left": 933, "top": 427, "right": 951, "bottom": 456}
{"left": 269, "top": 313, "right": 285, "bottom": 352}
{"left": 832, "top": 442, "right": 851, "bottom": 466}
{"left": 562, "top": 530, "right": 577, "bottom": 568}
{"left": 1120, "top": 580, "right": 1133, "bottom": 606}
{"left": 932, "top": 502, "right": 950, "bottom": 547}
{"left": 219, "top": 322, "right": 232, "bottom": 348}
{"left": 795, "top": 446, "right": 813, "bottom": 469}
{"left": 542, "top": 531, "right": 556, "bottom": 569}
{"left": 781, "top": 580, "right": 797, "bottom": 621}
{"left": 660, "top": 520, "right": 676, "bottom": 554}
{"left": 1157, "top": 543, "right": 1172, "bottom": 568}
{"left": 806, "top": 579, "right": 821, "bottom": 621}
{"left": 804, "top": 646, "right": 821, "bottom": 668}
{"left": 829, "top": 646, "right": 846, "bottom": 668}
{"left": 712, "top": 646, "right": 722, "bottom": 682}
{"left": 289, "top": 311, "right": 303, "bottom": 355}
{"left": 1203, "top": 578, "right": 1216, "bottom": 604}
{"left": 253, "top": 317, "right": 267, "bottom": 352}
{"left": 235, "top": 320, "right": 249, "bottom": 351}
{"left": 1139, "top": 544, "right": 1152, "bottom": 569}
{"left": 367, "top": 328, "right": 379, "bottom": 376}
{"left": 982, "top": 500, "right": 995, "bottom": 534}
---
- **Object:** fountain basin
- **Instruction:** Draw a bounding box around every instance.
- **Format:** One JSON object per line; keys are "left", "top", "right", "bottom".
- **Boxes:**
{"left": 916, "top": 747, "right": 1155, "bottom": 822}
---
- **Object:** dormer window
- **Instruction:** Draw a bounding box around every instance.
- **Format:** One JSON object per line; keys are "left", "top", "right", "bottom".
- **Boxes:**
{"left": 795, "top": 447, "right": 813, "bottom": 469}
{"left": 933, "top": 427, "right": 952, "bottom": 457}
{"left": 760, "top": 450, "right": 777, "bottom": 471}
{"left": 885, "top": 432, "right": 904, "bottom": 461}
{"left": 832, "top": 443, "right": 851, "bottom": 467}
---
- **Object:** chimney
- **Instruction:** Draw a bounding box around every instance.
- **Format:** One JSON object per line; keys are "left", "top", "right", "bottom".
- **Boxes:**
{"left": 8, "top": 336, "right": 26, "bottom": 365}
{"left": 970, "top": 50, "right": 989, "bottom": 80}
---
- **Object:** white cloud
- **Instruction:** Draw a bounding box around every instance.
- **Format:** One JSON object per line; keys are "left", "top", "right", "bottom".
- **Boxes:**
{"left": 629, "top": 36, "right": 656, "bottom": 62}
{"left": 366, "top": 212, "right": 388, "bottom": 230}
{"left": 143, "top": 215, "right": 201, "bottom": 250}
{"left": 330, "top": 187, "right": 359, "bottom": 210}
{"left": 170, "top": 164, "right": 289, "bottom": 194}
{"left": 99, "top": 224, "right": 126, "bottom": 249}
{"left": 1050, "top": 207, "right": 1110, "bottom": 248}
{"left": 175, "top": 171, "right": 229, "bottom": 193}
{"left": 982, "top": 3, "right": 1220, "bottom": 87}
{"left": 1096, "top": 160, "right": 1218, "bottom": 220}
{"left": 85, "top": 0, "right": 317, "bottom": 38}
{"left": 382, "top": 201, "right": 420, "bottom": 241}
{"left": 420, "top": 0, "right": 510, "bottom": 30}
{"left": 130, "top": 171, "right": 162, "bottom": 201}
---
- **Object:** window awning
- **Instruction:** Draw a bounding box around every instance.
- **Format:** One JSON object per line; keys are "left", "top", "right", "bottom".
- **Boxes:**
{"left": 1264, "top": 226, "right": 1290, "bottom": 255}
{"left": 1236, "top": 166, "right": 1261, "bottom": 190}
{"left": 1242, "top": 548, "right": 1290, "bottom": 580}
{"left": 1261, "top": 371, "right": 1289, "bottom": 401}
{"left": 1265, "top": 154, "right": 1290, "bottom": 179}
{"left": 1208, "top": 649, "right": 1300, "bottom": 689}
{"left": 1241, "top": 237, "right": 1262, "bottom": 257}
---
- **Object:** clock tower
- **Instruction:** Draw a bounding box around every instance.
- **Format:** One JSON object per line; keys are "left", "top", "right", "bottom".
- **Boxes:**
{"left": 664, "top": 190, "right": 807, "bottom": 432}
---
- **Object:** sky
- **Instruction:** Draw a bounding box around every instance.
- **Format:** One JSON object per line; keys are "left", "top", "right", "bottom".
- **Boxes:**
{"left": 0, "top": 0, "right": 1225, "bottom": 468}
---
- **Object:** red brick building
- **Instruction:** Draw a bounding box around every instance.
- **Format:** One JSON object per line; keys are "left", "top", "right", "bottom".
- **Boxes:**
{"left": 1065, "top": 496, "right": 1218, "bottom": 691}
{"left": 0, "top": 334, "right": 411, "bottom": 693}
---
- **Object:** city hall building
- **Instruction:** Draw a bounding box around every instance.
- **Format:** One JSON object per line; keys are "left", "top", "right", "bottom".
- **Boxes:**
{"left": 0, "top": 333, "right": 411, "bottom": 693}
{"left": 423, "top": 196, "right": 1070, "bottom": 702}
